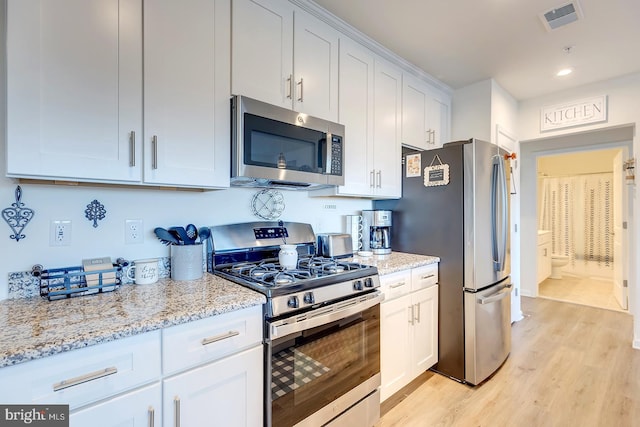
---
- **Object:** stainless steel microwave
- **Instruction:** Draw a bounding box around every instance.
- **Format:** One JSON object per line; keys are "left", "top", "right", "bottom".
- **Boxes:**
{"left": 231, "top": 95, "right": 345, "bottom": 189}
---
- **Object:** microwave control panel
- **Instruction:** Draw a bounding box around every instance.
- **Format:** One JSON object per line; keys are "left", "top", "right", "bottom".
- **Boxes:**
{"left": 330, "top": 136, "right": 343, "bottom": 176}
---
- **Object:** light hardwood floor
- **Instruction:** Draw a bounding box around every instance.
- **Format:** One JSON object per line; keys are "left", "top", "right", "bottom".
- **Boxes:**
{"left": 377, "top": 297, "right": 640, "bottom": 427}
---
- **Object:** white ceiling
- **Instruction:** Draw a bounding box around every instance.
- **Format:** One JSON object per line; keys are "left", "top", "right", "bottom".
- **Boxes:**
{"left": 312, "top": 0, "right": 640, "bottom": 100}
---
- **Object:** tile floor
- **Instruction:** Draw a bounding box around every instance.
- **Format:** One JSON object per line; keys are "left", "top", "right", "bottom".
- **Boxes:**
{"left": 538, "top": 274, "right": 626, "bottom": 312}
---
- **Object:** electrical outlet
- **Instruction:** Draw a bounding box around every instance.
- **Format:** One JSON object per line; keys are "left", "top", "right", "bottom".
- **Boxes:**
{"left": 50, "top": 220, "right": 72, "bottom": 246}
{"left": 125, "top": 219, "right": 144, "bottom": 244}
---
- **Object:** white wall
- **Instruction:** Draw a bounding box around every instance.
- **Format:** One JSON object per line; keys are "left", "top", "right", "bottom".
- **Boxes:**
{"left": 518, "top": 72, "right": 640, "bottom": 348}
{"left": 0, "top": 179, "right": 371, "bottom": 299}
{"left": 451, "top": 79, "right": 492, "bottom": 141}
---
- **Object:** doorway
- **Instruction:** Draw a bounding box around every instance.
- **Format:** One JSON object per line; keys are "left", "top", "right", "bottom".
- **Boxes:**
{"left": 519, "top": 125, "right": 634, "bottom": 316}
{"left": 536, "top": 148, "right": 627, "bottom": 312}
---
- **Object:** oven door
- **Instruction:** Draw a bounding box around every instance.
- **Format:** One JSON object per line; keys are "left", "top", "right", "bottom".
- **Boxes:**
{"left": 266, "top": 292, "right": 382, "bottom": 427}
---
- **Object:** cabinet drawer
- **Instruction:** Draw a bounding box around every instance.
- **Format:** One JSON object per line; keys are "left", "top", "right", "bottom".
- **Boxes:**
{"left": 411, "top": 263, "right": 438, "bottom": 291}
{"left": 162, "top": 305, "right": 263, "bottom": 375}
{"left": 380, "top": 269, "right": 412, "bottom": 301}
{"left": 0, "top": 331, "right": 161, "bottom": 410}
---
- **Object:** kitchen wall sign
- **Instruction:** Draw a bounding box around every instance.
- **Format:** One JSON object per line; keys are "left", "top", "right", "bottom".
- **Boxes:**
{"left": 424, "top": 155, "right": 449, "bottom": 187}
{"left": 540, "top": 95, "right": 607, "bottom": 132}
{"left": 85, "top": 199, "right": 106, "bottom": 228}
{"left": 405, "top": 153, "right": 421, "bottom": 177}
{"left": 2, "top": 185, "right": 35, "bottom": 242}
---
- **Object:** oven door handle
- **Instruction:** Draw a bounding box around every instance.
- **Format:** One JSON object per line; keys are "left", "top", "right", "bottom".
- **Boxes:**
{"left": 268, "top": 292, "right": 383, "bottom": 339}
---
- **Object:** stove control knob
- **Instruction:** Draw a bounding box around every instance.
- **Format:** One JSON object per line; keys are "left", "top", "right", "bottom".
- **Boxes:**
{"left": 303, "top": 292, "right": 315, "bottom": 304}
{"left": 287, "top": 296, "right": 299, "bottom": 308}
{"left": 364, "top": 277, "right": 374, "bottom": 288}
{"left": 353, "top": 280, "right": 363, "bottom": 291}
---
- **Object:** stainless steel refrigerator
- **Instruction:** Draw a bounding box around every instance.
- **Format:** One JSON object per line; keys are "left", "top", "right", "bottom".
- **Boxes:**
{"left": 374, "top": 138, "right": 512, "bottom": 385}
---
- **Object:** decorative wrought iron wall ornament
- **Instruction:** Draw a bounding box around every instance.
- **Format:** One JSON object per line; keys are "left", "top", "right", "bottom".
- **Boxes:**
{"left": 2, "top": 186, "right": 35, "bottom": 242}
{"left": 85, "top": 199, "right": 106, "bottom": 228}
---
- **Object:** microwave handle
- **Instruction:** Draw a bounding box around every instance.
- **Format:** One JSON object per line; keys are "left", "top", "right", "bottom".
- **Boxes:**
{"left": 324, "top": 132, "right": 333, "bottom": 174}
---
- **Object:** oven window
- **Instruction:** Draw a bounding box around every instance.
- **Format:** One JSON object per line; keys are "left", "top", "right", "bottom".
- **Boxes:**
{"left": 244, "top": 113, "right": 327, "bottom": 173}
{"left": 270, "top": 305, "right": 380, "bottom": 426}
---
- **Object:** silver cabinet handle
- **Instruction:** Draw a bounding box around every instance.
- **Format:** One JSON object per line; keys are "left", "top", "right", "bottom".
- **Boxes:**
{"left": 390, "top": 281, "right": 406, "bottom": 289}
{"left": 408, "top": 304, "right": 414, "bottom": 325}
{"left": 148, "top": 406, "right": 155, "bottom": 427}
{"left": 370, "top": 170, "right": 375, "bottom": 188}
{"left": 376, "top": 170, "right": 382, "bottom": 188}
{"left": 425, "top": 130, "right": 430, "bottom": 145}
{"left": 152, "top": 136, "right": 159, "bottom": 170}
{"left": 414, "top": 303, "right": 421, "bottom": 323}
{"left": 174, "top": 396, "right": 181, "bottom": 427}
{"left": 286, "top": 74, "right": 293, "bottom": 99}
{"left": 53, "top": 367, "right": 117, "bottom": 392}
{"left": 297, "top": 77, "right": 304, "bottom": 102}
{"left": 129, "top": 131, "right": 136, "bottom": 167}
{"left": 201, "top": 330, "right": 240, "bottom": 346}
{"left": 421, "top": 274, "right": 435, "bottom": 280}
{"left": 431, "top": 129, "right": 436, "bottom": 144}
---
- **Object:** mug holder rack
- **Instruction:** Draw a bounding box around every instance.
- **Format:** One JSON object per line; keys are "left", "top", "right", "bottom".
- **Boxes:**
{"left": 36, "top": 263, "right": 124, "bottom": 301}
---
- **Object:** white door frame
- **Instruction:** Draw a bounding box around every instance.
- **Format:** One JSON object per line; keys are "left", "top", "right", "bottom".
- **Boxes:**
{"left": 519, "top": 125, "right": 634, "bottom": 313}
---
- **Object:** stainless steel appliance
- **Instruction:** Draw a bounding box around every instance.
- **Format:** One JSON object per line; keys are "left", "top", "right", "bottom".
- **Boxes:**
{"left": 361, "top": 210, "right": 392, "bottom": 255}
{"left": 208, "top": 221, "right": 382, "bottom": 426}
{"left": 316, "top": 233, "right": 353, "bottom": 259}
{"left": 231, "top": 95, "right": 345, "bottom": 190}
{"left": 374, "top": 139, "right": 512, "bottom": 385}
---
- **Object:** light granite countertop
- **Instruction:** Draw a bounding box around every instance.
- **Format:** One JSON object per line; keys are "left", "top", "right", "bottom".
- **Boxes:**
{"left": 0, "top": 274, "right": 265, "bottom": 369}
{"left": 353, "top": 251, "right": 440, "bottom": 275}
{"left": 0, "top": 251, "right": 437, "bottom": 369}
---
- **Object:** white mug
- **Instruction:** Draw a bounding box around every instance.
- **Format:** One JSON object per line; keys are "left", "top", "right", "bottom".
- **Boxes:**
{"left": 127, "top": 258, "right": 159, "bottom": 285}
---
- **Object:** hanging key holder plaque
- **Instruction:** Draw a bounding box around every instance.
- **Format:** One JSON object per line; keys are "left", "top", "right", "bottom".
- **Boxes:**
{"left": 2, "top": 186, "right": 35, "bottom": 242}
{"left": 424, "top": 154, "right": 450, "bottom": 187}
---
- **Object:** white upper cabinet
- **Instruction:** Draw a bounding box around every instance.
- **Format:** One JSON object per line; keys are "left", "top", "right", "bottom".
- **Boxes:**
{"left": 6, "top": 0, "right": 143, "bottom": 182}
{"left": 231, "top": 0, "right": 339, "bottom": 121}
{"left": 143, "top": 0, "right": 230, "bottom": 188}
{"left": 402, "top": 72, "right": 451, "bottom": 150}
{"left": 6, "top": 0, "right": 230, "bottom": 189}
{"left": 372, "top": 57, "right": 402, "bottom": 198}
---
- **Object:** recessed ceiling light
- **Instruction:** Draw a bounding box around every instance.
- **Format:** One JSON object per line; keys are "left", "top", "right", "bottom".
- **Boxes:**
{"left": 556, "top": 68, "right": 573, "bottom": 77}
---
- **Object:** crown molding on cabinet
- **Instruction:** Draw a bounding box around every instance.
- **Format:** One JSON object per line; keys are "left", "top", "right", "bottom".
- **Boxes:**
{"left": 290, "top": 0, "right": 453, "bottom": 95}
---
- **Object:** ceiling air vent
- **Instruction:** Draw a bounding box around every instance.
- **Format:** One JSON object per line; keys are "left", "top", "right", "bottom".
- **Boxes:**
{"left": 539, "top": 1, "right": 583, "bottom": 31}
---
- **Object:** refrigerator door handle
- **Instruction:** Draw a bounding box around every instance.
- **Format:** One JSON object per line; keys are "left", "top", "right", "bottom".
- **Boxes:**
{"left": 491, "top": 155, "right": 508, "bottom": 272}
{"left": 477, "top": 283, "right": 512, "bottom": 305}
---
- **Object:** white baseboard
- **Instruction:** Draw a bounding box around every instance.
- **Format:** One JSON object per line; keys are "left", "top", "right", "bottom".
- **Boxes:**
{"left": 520, "top": 290, "right": 536, "bottom": 298}
{"left": 633, "top": 339, "right": 640, "bottom": 350}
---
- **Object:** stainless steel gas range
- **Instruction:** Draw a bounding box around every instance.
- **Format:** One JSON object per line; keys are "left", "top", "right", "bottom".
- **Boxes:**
{"left": 208, "top": 221, "right": 382, "bottom": 427}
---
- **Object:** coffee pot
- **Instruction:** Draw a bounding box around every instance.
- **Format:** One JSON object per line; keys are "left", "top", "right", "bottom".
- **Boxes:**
{"left": 361, "top": 210, "right": 392, "bottom": 254}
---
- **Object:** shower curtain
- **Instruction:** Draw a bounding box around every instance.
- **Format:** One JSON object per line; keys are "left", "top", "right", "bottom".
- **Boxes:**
{"left": 538, "top": 173, "right": 613, "bottom": 278}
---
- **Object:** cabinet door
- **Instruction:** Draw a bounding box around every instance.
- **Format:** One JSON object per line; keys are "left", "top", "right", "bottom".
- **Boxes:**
{"left": 428, "top": 92, "right": 450, "bottom": 149}
{"left": 336, "top": 37, "right": 375, "bottom": 196}
{"left": 6, "top": 0, "right": 142, "bottom": 182}
{"left": 293, "top": 8, "right": 339, "bottom": 121}
{"left": 380, "top": 294, "right": 412, "bottom": 402}
{"left": 402, "top": 73, "right": 430, "bottom": 151}
{"left": 144, "top": 0, "right": 230, "bottom": 188}
{"left": 163, "top": 346, "right": 263, "bottom": 427}
{"left": 232, "top": 0, "right": 294, "bottom": 110}
{"left": 373, "top": 58, "right": 402, "bottom": 198}
{"left": 70, "top": 383, "right": 161, "bottom": 427}
{"left": 411, "top": 285, "right": 439, "bottom": 376}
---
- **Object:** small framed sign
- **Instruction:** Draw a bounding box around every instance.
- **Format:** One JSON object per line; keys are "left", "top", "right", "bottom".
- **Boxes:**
{"left": 405, "top": 153, "right": 421, "bottom": 177}
{"left": 424, "top": 154, "right": 449, "bottom": 187}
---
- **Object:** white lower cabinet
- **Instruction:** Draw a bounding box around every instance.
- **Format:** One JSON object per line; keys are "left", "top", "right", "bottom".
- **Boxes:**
{"left": 0, "top": 306, "right": 264, "bottom": 427}
{"left": 380, "top": 265, "right": 439, "bottom": 402}
{"left": 163, "top": 345, "right": 263, "bottom": 427}
{"left": 70, "top": 383, "right": 161, "bottom": 426}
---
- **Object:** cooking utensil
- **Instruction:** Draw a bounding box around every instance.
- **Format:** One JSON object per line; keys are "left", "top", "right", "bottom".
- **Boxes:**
{"left": 185, "top": 224, "right": 198, "bottom": 244}
{"left": 154, "top": 227, "right": 179, "bottom": 246}
{"left": 198, "top": 227, "right": 211, "bottom": 244}
{"left": 168, "top": 226, "right": 190, "bottom": 245}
